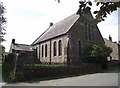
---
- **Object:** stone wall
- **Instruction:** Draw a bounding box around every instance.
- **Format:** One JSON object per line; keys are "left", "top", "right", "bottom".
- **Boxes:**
{"left": 21, "top": 64, "right": 101, "bottom": 82}
{"left": 34, "top": 12, "right": 105, "bottom": 65}
{"left": 67, "top": 13, "right": 105, "bottom": 64}
{"left": 34, "top": 35, "right": 69, "bottom": 64}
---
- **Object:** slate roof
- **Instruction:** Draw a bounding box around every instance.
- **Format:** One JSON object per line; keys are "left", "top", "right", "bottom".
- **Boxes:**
{"left": 32, "top": 13, "right": 80, "bottom": 45}
{"left": 13, "top": 43, "right": 35, "bottom": 51}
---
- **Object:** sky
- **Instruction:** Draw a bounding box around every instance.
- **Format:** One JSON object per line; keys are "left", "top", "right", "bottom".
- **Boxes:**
{"left": 1, "top": 0, "right": 119, "bottom": 52}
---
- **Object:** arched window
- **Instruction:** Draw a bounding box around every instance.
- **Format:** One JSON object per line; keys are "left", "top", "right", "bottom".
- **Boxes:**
{"left": 53, "top": 41, "right": 57, "bottom": 56}
{"left": 88, "top": 24, "right": 91, "bottom": 41}
{"left": 36, "top": 47, "right": 38, "bottom": 58}
{"left": 42, "top": 45, "right": 44, "bottom": 57}
{"left": 85, "top": 23, "right": 88, "bottom": 40}
{"left": 91, "top": 26, "right": 94, "bottom": 41}
{"left": 78, "top": 41, "right": 82, "bottom": 56}
{"left": 45, "top": 44, "right": 47, "bottom": 57}
{"left": 58, "top": 40, "right": 62, "bottom": 56}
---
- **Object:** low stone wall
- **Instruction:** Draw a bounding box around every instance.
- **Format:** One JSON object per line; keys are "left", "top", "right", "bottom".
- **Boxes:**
{"left": 15, "top": 63, "right": 101, "bottom": 82}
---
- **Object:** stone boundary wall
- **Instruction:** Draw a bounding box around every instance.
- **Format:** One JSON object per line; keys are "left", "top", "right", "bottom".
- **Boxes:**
{"left": 15, "top": 64, "right": 101, "bottom": 81}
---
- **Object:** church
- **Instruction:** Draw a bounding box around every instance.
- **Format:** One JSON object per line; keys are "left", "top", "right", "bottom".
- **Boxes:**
{"left": 32, "top": 11, "right": 104, "bottom": 65}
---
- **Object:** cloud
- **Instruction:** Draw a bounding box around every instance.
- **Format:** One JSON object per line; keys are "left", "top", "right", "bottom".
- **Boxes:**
{"left": 1, "top": 0, "right": 80, "bottom": 51}
{"left": 1, "top": 0, "right": 119, "bottom": 51}
{"left": 98, "top": 9, "right": 118, "bottom": 42}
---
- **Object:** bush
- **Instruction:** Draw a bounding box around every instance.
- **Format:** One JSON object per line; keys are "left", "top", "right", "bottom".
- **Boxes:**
{"left": 2, "top": 62, "right": 15, "bottom": 83}
{"left": 83, "top": 44, "right": 112, "bottom": 69}
{"left": 83, "top": 44, "right": 112, "bottom": 64}
{"left": 2, "top": 53, "right": 16, "bottom": 83}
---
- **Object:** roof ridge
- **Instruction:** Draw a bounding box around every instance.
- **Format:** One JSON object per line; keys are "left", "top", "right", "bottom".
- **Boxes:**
{"left": 15, "top": 43, "right": 32, "bottom": 46}
{"left": 31, "top": 28, "right": 49, "bottom": 45}
{"left": 32, "top": 13, "right": 80, "bottom": 45}
{"left": 54, "top": 13, "right": 77, "bottom": 25}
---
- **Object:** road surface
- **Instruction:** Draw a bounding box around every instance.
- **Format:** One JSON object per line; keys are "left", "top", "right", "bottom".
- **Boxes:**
{"left": 2, "top": 73, "right": 118, "bottom": 86}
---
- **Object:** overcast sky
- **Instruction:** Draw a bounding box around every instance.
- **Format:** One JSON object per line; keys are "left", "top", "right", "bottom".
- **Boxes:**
{"left": 1, "top": 0, "right": 119, "bottom": 52}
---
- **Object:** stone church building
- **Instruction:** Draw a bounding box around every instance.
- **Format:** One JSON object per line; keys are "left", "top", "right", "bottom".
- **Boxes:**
{"left": 32, "top": 11, "right": 104, "bottom": 65}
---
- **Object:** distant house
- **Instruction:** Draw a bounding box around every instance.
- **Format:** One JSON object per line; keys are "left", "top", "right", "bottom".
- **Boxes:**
{"left": 32, "top": 11, "right": 104, "bottom": 65}
{"left": 9, "top": 39, "right": 35, "bottom": 53}
{"left": 104, "top": 35, "right": 120, "bottom": 61}
{"left": 9, "top": 39, "right": 38, "bottom": 64}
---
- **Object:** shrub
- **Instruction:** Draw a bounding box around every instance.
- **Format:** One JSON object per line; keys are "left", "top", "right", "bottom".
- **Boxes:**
{"left": 83, "top": 44, "right": 112, "bottom": 63}
{"left": 83, "top": 44, "right": 112, "bottom": 69}
{"left": 2, "top": 53, "right": 16, "bottom": 83}
{"left": 2, "top": 62, "right": 15, "bottom": 83}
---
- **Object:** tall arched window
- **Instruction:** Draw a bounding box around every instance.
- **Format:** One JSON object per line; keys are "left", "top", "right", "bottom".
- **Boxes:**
{"left": 45, "top": 44, "right": 47, "bottom": 57}
{"left": 42, "top": 45, "right": 44, "bottom": 57}
{"left": 78, "top": 41, "right": 82, "bottom": 56}
{"left": 91, "top": 26, "right": 94, "bottom": 41}
{"left": 85, "top": 23, "right": 88, "bottom": 40}
{"left": 58, "top": 40, "right": 62, "bottom": 56}
{"left": 88, "top": 24, "right": 91, "bottom": 41}
{"left": 53, "top": 41, "right": 57, "bottom": 56}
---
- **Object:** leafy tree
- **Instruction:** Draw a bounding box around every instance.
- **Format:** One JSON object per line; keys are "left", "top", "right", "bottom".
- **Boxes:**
{"left": 102, "top": 45, "right": 112, "bottom": 58}
{"left": 0, "top": 2, "right": 6, "bottom": 43}
{"left": 84, "top": 44, "right": 112, "bottom": 69}
{"left": 77, "top": 0, "right": 120, "bottom": 23}
{"left": 84, "top": 44, "right": 112, "bottom": 63}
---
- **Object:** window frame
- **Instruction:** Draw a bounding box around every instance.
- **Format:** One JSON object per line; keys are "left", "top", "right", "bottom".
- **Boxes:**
{"left": 41, "top": 45, "right": 44, "bottom": 57}
{"left": 53, "top": 41, "right": 57, "bottom": 56}
{"left": 45, "top": 44, "right": 47, "bottom": 57}
{"left": 78, "top": 40, "right": 82, "bottom": 56}
{"left": 58, "top": 40, "right": 62, "bottom": 56}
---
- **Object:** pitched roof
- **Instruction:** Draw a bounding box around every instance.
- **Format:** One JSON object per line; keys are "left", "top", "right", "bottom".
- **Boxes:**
{"left": 32, "top": 13, "right": 80, "bottom": 45}
{"left": 13, "top": 43, "right": 35, "bottom": 51}
{"left": 104, "top": 38, "right": 119, "bottom": 45}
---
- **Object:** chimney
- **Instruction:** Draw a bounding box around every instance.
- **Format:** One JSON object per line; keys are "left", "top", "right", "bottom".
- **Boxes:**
{"left": 109, "top": 35, "right": 112, "bottom": 41}
{"left": 12, "top": 39, "right": 15, "bottom": 44}
{"left": 50, "top": 22, "right": 53, "bottom": 27}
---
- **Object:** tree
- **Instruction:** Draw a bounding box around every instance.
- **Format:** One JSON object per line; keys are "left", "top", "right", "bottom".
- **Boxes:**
{"left": 77, "top": 0, "right": 120, "bottom": 23}
{"left": 84, "top": 44, "right": 112, "bottom": 69}
{"left": 0, "top": 2, "right": 6, "bottom": 43}
{"left": 84, "top": 44, "right": 112, "bottom": 63}
{"left": 55, "top": 0, "right": 120, "bottom": 23}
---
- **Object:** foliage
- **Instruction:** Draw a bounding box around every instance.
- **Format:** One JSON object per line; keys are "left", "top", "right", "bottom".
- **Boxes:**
{"left": 0, "top": 2, "right": 6, "bottom": 43}
{"left": 2, "top": 62, "right": 15, "bottom": 83}
{"left": 2, "top": 53, "right": 16, "bottom": 83}
{"left": 55, "top": 0, "right": 119, "bottom": 23}
{"left": 84, "top": 44, "right": 112, "bottom": 63}
{"left": 77, "top": 0, "right": 120, "bottom": 23}
{"left": 102, "top": 45, "right": 112, "bottom": 58}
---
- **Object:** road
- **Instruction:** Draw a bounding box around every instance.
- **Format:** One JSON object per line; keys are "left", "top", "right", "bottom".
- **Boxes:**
{"left": 2, "top": 72, "right": 118, "bottom": 87}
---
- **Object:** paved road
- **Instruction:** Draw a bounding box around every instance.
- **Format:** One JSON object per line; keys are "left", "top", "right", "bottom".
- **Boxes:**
{"left": 2, "top": 73, "right": 118, "bottom": 87}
